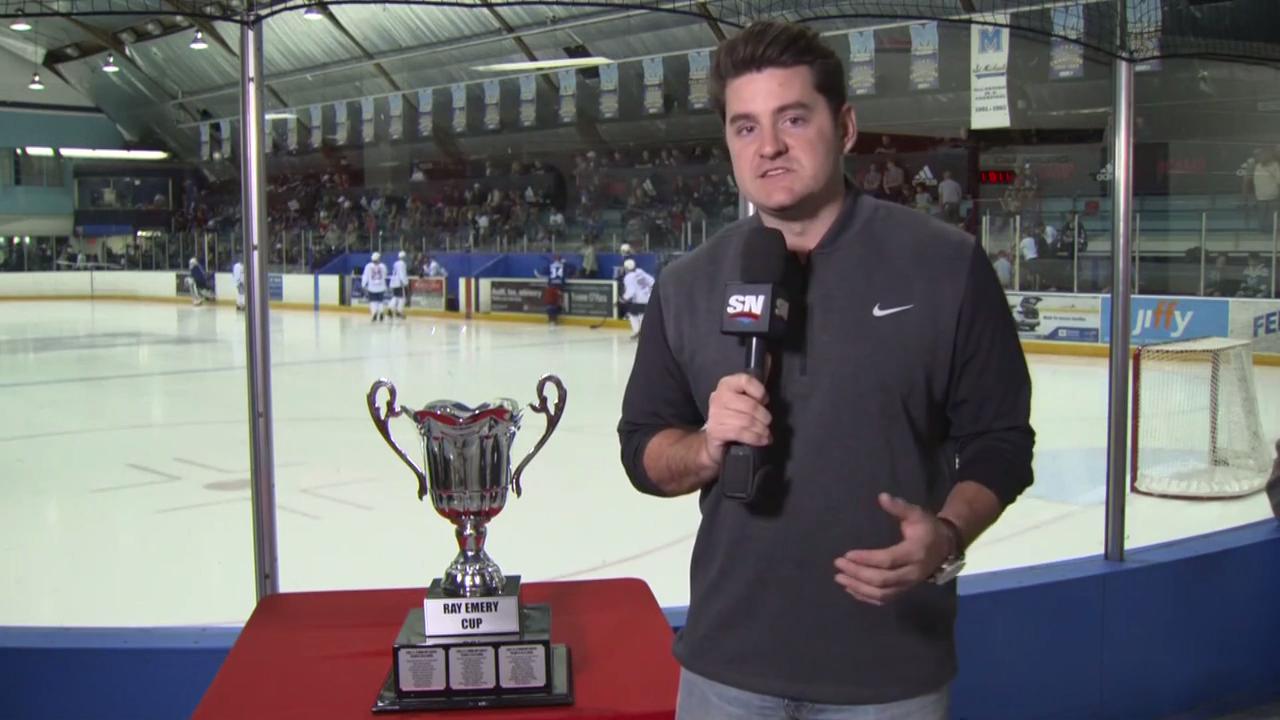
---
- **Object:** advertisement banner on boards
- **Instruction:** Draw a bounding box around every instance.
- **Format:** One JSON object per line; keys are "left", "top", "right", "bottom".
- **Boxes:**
{"left": 1101, "top": 296, "right": 1230, "bottom": 345}
{"left": 487, "top": 279, "right": 613, "bottom": 317}
{"left": 1007, "top": 292, "right": 1100, "bottom": 342}
{"left": 409, "top": 277, "right": 447, "bottom": 311}
{"left": 1228, "top": 299, "right": 1280, "bottom": 353}
{"left": 564, "top": 283, "right": 613, "bottom": 317}
{"left": 489, "top": 279, "right": 547, "bottom": 313}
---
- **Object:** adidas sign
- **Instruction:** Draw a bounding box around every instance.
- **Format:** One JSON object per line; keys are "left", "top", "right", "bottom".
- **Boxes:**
{"left": 913, "top": 165, "right": 938, "bottom": 187}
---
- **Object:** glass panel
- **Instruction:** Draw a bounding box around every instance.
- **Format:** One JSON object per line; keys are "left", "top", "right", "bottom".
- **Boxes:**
{"left": 6, "top": 7, "right": 1272, "bottom": 632}
{"left": 257, "top": 10, "right": 723, "bottom": 617}
{"left": 1124, "top": 57, "right": 1279, "bottom": 548}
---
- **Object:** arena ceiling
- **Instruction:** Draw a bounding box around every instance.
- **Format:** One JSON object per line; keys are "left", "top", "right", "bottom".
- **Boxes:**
{"left": 1, "top": 1, "right": 1276, "bottom": 163}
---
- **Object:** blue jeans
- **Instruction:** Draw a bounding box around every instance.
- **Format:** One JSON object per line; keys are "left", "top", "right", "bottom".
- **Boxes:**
{"left": 675, "top": 668, "right": 949, "bottom": 720}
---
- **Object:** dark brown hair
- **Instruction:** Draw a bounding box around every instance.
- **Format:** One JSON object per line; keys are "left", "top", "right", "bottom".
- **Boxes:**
{"left": 709, "top": 21, "right": 848, "bottom": 121}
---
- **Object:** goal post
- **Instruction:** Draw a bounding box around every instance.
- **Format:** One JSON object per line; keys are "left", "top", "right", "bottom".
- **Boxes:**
{"left": 1130, "top": 337, "right": 1273, "bottom": 499}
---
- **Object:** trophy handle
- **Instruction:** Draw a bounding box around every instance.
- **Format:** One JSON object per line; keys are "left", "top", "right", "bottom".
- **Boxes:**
{"left": 510, "top": 374, "right": 567, "bottom": 498}
{"left": 366, "top": 379, "right": 429, "bottom": 500}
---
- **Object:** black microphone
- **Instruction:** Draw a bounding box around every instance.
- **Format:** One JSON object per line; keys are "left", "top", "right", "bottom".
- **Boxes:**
{"left": 719, "top": 226, "right": 790, "bottom": 502}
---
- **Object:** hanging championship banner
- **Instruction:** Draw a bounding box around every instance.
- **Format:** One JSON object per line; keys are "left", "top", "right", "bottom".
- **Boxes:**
{"left": 388, "top": 94, "right": 403, "bottom": 141}
{"left": 688, "top": 50, "right": 710, "bottom": 111}
{"left": 199, "top": 123, "right": 211, "bottom": 161}
{"left": 970, "top": 19, "right": 1011, "bottom": 129}
{"left": 334, "top": 102, "right": 349, "bottom": 145}
{"left": 1050, "top": 4, "right": 1085, "bottom": 79}
{"left": 519, "top": 75, "right": 536, "bottom": 128}
{"left": 599, "top": 62, "right": 619, "bottom": 119}
{"left": 286, "top": 111, "right": 299, "bottom": 150}
{"left": 910, "top": 21, "right": 939, "bottom": 90}
{"left": 1127, "top": 0, "right": 1162, "bottom": 72}
{"left": 848, "top": 29, "right": 875, "bottom": 96}
{"left": 483, "top": 79, "right": 501, "bottom": 131}
{"left": 558, "top": 68, "right": 577, "bottom": 124}
{"left": 218, "top": 119, "right": 232, "bottom": 158}
{"left": 361, "top": 97, "right": 375, "bottom": 144}
{"left": 451, "top": 83, "right": 467, "bottom": 133}
{"left": 643, "top": 57, "right": 664, "bottom": 115}
{"left": 309, "top": 105, "right": 322, "bottom": 148}
{"left": 417, "top": 89, "right": 433, "bottom": 137}
{"left": 267, "top": 117, "right": 281, "bottom": 154}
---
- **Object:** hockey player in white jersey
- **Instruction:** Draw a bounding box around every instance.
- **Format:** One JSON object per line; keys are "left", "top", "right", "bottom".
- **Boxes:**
{"left": 389, "top": 251, "right": 409, "bottom": 318}
{"left": 620, "top": 257, "right": 654, "bottom": 339}
{"left": 362, "top": 251, "right": 390, "bottom": 322}
{"left": 231, "top": 257, "right": 245, "bottom": 311}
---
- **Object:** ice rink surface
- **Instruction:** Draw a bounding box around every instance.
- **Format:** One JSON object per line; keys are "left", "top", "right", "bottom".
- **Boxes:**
{"left": 2, "top": 300, "right": 1276, "bottom": 626}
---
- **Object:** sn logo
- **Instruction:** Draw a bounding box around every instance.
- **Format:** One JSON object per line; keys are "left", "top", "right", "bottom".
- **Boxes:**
{"left": 727, "top": 294, "right": 766, "bottom": 319}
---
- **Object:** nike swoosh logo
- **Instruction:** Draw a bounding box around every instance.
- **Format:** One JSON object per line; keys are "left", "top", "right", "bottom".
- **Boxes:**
{"left": 872, "top": 303, "right": 915, "bottom": 317}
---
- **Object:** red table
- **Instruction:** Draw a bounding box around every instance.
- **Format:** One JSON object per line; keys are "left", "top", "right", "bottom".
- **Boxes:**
{"left": 194, "top": 578, "right": 679, "bottom": 719}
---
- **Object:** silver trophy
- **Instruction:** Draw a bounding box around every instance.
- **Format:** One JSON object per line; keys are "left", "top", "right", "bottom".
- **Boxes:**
{"left": 367, "top": 375, "right": 567, "bottom": 598}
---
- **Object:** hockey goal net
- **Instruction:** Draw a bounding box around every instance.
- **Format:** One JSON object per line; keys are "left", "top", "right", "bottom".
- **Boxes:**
{"left": 1131, "top": 337, "right": 1272, "bottom": 499}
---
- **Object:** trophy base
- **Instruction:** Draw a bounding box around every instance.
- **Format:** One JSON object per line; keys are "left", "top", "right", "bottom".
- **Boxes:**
{"left": 371, "top": 644, "right": 572, "bottom": 713}
{"left": 373, "top": 602, "right": 573, "bottom": 712}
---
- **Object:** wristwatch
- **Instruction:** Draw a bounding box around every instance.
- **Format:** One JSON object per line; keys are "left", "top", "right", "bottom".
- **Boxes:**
{"left": 928, "top": 516, "right": 966, "bottom": 585}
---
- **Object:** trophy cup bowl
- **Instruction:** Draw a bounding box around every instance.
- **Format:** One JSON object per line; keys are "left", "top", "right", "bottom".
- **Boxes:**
{"left": 367, "top": 374, "right": 567, "bottom": 597}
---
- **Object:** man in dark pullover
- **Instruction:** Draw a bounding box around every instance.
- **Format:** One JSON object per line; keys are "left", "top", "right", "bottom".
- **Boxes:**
{"left": 617, "top": 21, "right": 1034, "bottom": 718}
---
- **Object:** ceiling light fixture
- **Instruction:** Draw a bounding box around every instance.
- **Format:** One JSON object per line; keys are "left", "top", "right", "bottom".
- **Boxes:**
{"left": 103, "top": 53, "right": 120, "bottom": 73}
{"left": 28, "top": 72, "right": 44, "bottom": 90}
{"left": 10, "top": 17, "right": 32, "bottom": 32}
{"left": 471, "top": 57, "right": 612, "bottom": 73}
{"left": 302, "top": 3, "right": 324, "bottom": 20}
{"left": 57, "top": 148, "right": 170, "bottom": 161}
{"left": 189, "top": 30, "right": 208, "bottom": 50}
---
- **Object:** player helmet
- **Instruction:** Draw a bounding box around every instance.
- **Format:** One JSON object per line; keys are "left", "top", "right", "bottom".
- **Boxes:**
{"left": 623, "top": 258, "right": 636, "bottom": 272}
{"left": 371, "top": 252, "right": 381, "bottom": 262}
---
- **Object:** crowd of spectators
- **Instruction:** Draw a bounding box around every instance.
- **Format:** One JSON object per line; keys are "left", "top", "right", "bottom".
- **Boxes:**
{"left": 156, "top": 142, "right": 741, "bottom": 272}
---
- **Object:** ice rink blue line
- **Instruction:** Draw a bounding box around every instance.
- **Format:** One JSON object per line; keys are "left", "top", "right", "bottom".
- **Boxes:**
{"left": 0, "top": 334, "right": 619, "bottom": 389}
{"left": 0, "top": 417, "right": 368, "bottom": 444}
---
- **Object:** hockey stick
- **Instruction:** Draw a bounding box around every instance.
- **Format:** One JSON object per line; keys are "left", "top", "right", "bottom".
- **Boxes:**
{"left": 589, "top": 301, "right": 623, "bottom": 329}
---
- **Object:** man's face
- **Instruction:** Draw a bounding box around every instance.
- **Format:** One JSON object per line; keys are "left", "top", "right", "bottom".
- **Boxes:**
{"left": 723, "top": 66, "right": 854, "bottom": 219}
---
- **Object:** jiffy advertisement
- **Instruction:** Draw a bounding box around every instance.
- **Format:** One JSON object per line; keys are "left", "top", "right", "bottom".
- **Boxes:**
{"left": 1100, "top": 296, "right": 1230, "bottom": 345}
